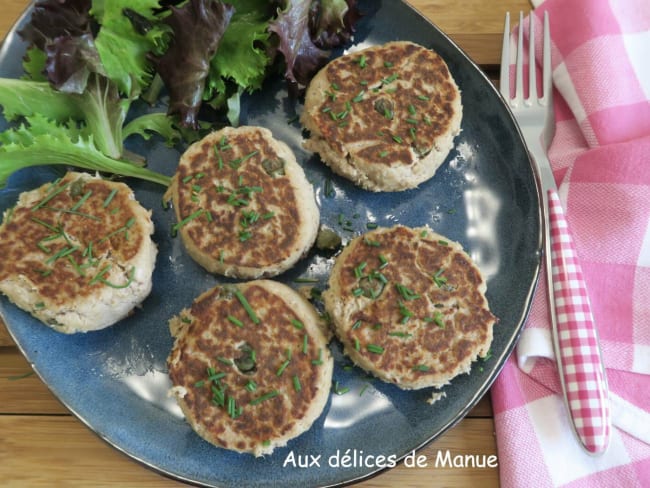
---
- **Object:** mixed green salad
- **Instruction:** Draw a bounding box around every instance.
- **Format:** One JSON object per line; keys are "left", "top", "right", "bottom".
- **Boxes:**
{"left": 0, "top": 0, "right": 361, "bottom": 188}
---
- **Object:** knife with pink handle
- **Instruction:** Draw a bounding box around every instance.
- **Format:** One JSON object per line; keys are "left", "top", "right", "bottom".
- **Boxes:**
{"left": 547, "top": 189, "right": 610, "bottom": 455}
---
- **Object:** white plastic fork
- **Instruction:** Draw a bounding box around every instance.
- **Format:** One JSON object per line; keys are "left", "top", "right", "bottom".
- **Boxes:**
{"left": 500, "top": 12, "right": 610, "bottom": 455}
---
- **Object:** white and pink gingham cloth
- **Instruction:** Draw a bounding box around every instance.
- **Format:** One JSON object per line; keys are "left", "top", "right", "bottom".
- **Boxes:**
{"left": 491, "top": 0, "right": 650, "bottom": 486}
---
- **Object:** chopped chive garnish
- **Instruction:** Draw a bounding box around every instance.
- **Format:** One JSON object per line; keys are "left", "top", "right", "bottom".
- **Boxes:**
{"left": 438, "top": 240, "right": 448, "bottom": 246}
{"left": 45, "top": 245, "right": 78, "bottom": 265}
{"left": 366, "top": 344, "right": 384, "bottom": 354}
{"left": 392, "top": 135, "right": 403, "bottom": 144}
{"left": 413, "top": 364, "right": 430, "bottom": 372}
{"left": 227, "top": 315, "right": 244, "bottom": 328}
{"left": 433, "top": 268, "right": 448, "bottom": 287}
{"left": 354, "top": 261, "right": 367, "bottom": 278}
{"left": 354, "top": 338, "right": 360, "bottom": 351}
{"left": 302, "top": 334, "right": 308, "bottom": 354}
{"left": 388, "top": 331, "right": 413, "bottom": 338}
{"left": 358, "top": 54, "right": 367, "bottom": 68}
{"left": 171, "top": 209, "right": 204, "bottom": 235}
{"left": 311, "top": 348, "right": 323, "bottom": 365}
{"left": 433, "top": 311, "right": 445, "bottom": 328}
{"left": 333, "top": 381, "right": 350, "bottom": 395}
{"left": 417, "top": 94, "right": 430, "bottom": 101}
{"left": 32, "top": 181, "right": 71, "bottom": 211}
{"left": 276, "top": 360, "right": 290, "bottom": 377}
{"left": 395, "top": 283, "right": 421, "bottom": 300}
{"left": 90, "top": 265, "right": 136, "bottom": 289}
{"left": 352, "top": 320, "right": 362, "bottom": 330}
{"left": 378, "top": 254, "right": 388, "bottom": 268}
{"left": 292, "top": 375, "right": 302, "bottom": 392}
{"left": 208, "top": 372, "right": 226, "bottom": 382}
{"left": 234, "top": 289, "right": 260, "bottom": 324}
{"left": 291, "top": 318, "right": 304, "bottom": 329}
{"left": 217, "top": 356, "right": 233, "bottom": 366}
{"left": 245, "top": 379, "right": 258, "bottom": 392}
{"left": 194, "top": 380, "right": 205, "bottom": 388}
{"left": 398, "top": 301, "right": 413, "bottom": 323}
{"left": 249, "top": 390, "right": 279, "bottom": 405}
{"left": 103, "top": 188, "right": 118, "bottom": 208}
{"left": 359, "top": 383, "right": 370, "bottom": 396}
{"left": 70, "top": 190, "right": 92, "bottom": 211}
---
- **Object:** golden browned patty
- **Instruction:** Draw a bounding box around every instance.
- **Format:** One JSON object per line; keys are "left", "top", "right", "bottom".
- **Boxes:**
{"left": 0, "top": 172, "right": 157, "bottom": 334}
{"left": 301, "top": 41, "right": 462, "bottom": 192}
{"left": 323, "top": 225, "right": 496, "bottom": 389}
{"left": 167, "top": 280, "right": 333, "bottom": 456}
{"left": 165, "top": 126, "right": 319, "bottom": 278}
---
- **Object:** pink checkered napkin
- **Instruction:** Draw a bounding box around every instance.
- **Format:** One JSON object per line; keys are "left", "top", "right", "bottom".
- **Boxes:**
{"left": 491, "top": 0, "right": 650, "bottom": 486}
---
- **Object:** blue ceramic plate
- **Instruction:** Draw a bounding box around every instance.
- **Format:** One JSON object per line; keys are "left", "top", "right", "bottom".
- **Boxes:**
{"left": 0, "top": 2, "right": 541, "bottom": 487}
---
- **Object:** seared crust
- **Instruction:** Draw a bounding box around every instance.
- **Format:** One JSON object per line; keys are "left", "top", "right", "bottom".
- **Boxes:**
{"left": 301, "top": 41, "right": 462, "bottom": 192}
{"left": 166, "top": 126, "right": 319, "bottom": 278}
{"left": 167, "top": 280, "right": 333, "bottom": 456}
{"left": 0, "top": 172, "right": 157, "bottom": 333}
{"left": 323, "top": 225, "right": 496, "bottom": 389}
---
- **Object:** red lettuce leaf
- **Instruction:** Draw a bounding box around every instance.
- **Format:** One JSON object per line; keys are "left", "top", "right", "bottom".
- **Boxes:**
{"left": 309, "top": 0, "right": 361, "bottom": 49}
{"left": 44, "top": 33, "right": 106, "bottom": 94}
{"left": 18, "top": 0, "right": 93, "bottom": 51}
{"left": 268, "top": 0, "right": 330, "bottom": 88}
{"left": 269, "top": 0, "right": 361, "bottom": 89}
{"left": 150, "top": 0, "right": 235, "bottom": 128}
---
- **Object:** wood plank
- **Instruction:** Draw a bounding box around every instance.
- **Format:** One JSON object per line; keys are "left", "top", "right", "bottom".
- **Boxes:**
{"left": 406, "top": 0, "right": 533, "bottom": 65}
{"left": 0, "top": 321, "right": 13, "bottom": 347}
{"left": 0, "top": 415, "right": 498, "bottom": 487}
{"left": 0, "top": 0, "right": 28, "bottom": 43}
{"left": 0, "top": 347, "right": 67, "bottom": 415}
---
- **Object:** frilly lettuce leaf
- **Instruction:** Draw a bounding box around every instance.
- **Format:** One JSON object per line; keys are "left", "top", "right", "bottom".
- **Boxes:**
{"left": 0, "top": 114, "right": 171, "bottom": 188}
{"left": 91, "top": 0, "right": 168, "bottom": 96}
{"left": 205, "top": 0, "right": 272, "bottom": 101}
{"left": 17, "top": 0, "right": 93, "bottom": 51}
{"left": 151, "top": 0, "right": 235, "bottom": 128}
{"left": 269, "top": 0, "right": 330, "bottom": 88}
{"left": 309, "top": 0, "right": 361, "bottom": 49}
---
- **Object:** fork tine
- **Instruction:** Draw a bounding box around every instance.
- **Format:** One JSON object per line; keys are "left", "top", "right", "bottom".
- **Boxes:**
{"left": 542, "top": 11, "right": 551, "bottom": 102}
{"left": 528, "top": 13, "right": 536, "bottom": 101}
{"left": 515, "top": 12, "right": 525, "bottom": 105}
{"left": 499, "top": 12, "right": 510, "bottom": 100}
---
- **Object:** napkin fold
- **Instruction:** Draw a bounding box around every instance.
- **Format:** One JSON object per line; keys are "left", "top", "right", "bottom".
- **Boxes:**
{"left": 491, "top": 0, "right": 650, "bottom": 486}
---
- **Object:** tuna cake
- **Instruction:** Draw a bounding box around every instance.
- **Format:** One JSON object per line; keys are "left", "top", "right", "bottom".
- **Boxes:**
{"left": 301, "top": 41, "right": 463, "bottom": 192}
{"left": 0, "top": 172, "right": 157, "bottom": 334}
{"left": 323, "top": 225, "right": 496, "bottom": 389}
{"left": 165, "top": 126, "right": 319, "bottom": 279}
{"left": 167, "top": 280, "right": 333, "bottom": 456}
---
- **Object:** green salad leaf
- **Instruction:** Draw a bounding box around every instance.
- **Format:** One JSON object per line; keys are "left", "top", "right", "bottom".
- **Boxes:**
{"left": 0, "top": 0, "right": 362, "bottom": 188}
{"left": 0, "top": 114, "right": 171, "bottom": 188}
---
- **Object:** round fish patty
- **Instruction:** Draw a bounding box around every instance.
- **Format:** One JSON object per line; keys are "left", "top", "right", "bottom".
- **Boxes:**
{"left": 167, "top": 280, "right": 333, "bottom": 456}
{"left": 0, "top": 172, "right": 157, "bottom": 334}
{"left": 323, "top": 225, "right": 496, "bottom": 389}
{"left": 165, "top": 126, "right": 319, "bottom": 279}
{"left": 301, "top": 41, "right": 462, "bottom": 192}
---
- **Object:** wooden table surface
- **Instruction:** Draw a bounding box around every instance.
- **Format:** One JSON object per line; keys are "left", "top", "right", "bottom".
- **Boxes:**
{"left": 0, "top": 0, "right": 532, "bottom": 486}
